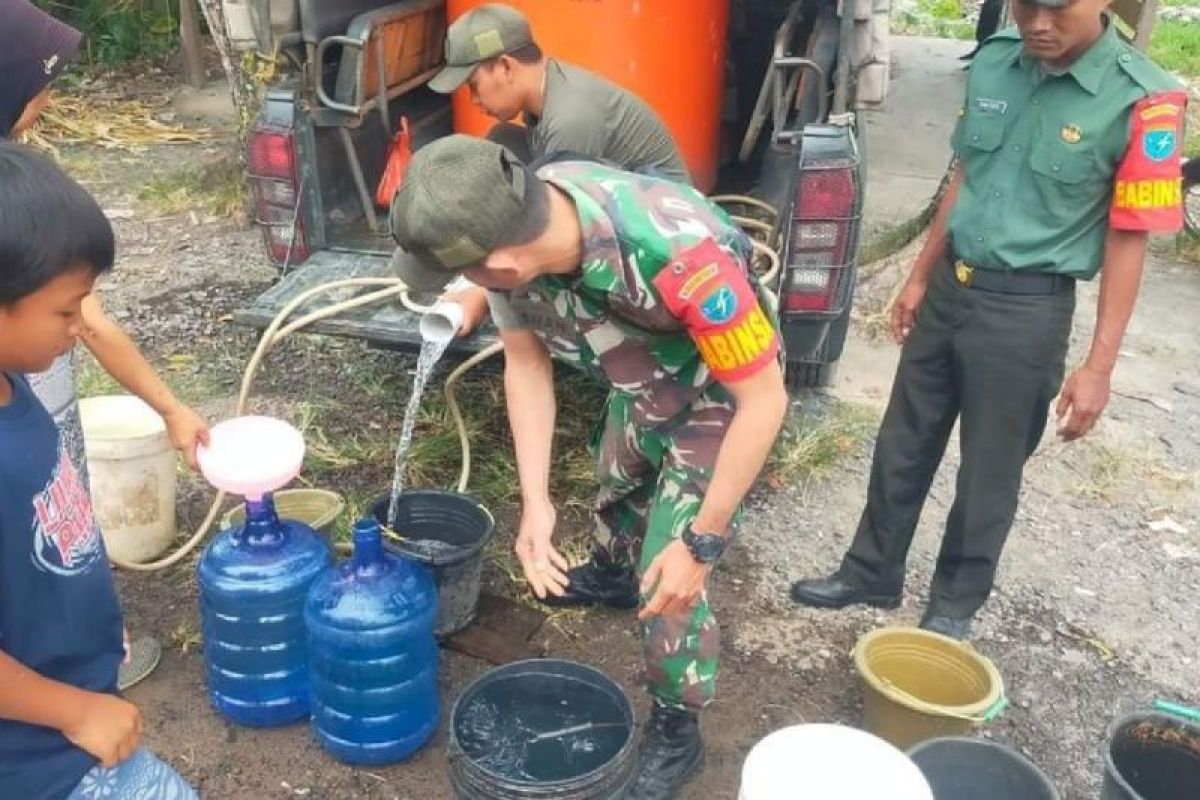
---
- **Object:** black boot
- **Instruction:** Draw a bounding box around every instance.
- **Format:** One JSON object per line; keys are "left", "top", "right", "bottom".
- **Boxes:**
{"left": 541, "top": 551, "right": 640, "bottom": 609}
{"left": 790, "top": 573, "right": 902, "bottom": 609}
{"left": 626, "top": 703, "right": 704, "bottom": 800}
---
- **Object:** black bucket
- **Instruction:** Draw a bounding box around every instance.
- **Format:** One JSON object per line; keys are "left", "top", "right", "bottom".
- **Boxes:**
{"left": 906, "top": 737, "right": 1060, "bottom": 799}
{"left": 448, "top": 659, "right": 637, "bottom": 799}
{"left": 1102, "top": 712, "right": 1200, "bottom": 799}
{"left": 371, "top": 490, "right": 494, "bottom": 637}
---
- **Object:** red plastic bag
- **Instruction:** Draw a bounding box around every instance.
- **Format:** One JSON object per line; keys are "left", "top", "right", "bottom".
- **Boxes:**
{"left": 375, "top": 116, "right": 412, "bottom": 209}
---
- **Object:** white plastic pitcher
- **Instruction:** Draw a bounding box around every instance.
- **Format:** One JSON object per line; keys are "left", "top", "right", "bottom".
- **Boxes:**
{"left": 79, "top": 396, "right": 177, "bottom": 563}
{"left": 739, "top": 724, "right": 934, "bottom": 800}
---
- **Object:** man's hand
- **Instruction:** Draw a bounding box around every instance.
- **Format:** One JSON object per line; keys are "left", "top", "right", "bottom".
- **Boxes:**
{"left": 62, "top": 692, "right": 143, "bottom": 768}
{"left": 890, "top": 277, "right": 928, "bottom": 345}
{"left": 1056, "top": 365, "right": 1111, "bottom": 441}
{"left": 162, "top": 404, "right": 210, "bottom": 470}
{"left": 440, "top": 286, "right": 491, "bottom": 337}
{"left": 514, "top": 498, "right": 570, "bottom": 599}
{"left": 638, "top": 539, "right": 712, "bottom": 621}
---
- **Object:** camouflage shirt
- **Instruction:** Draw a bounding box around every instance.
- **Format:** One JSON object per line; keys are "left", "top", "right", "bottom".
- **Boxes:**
{"left": 489, "top": 161, "right": 782, "bottom": 428}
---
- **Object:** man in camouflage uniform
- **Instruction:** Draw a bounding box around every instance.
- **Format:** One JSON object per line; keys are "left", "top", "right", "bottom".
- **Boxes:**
{"left": 389, "top": 135, "right": 788, "bottom": 799}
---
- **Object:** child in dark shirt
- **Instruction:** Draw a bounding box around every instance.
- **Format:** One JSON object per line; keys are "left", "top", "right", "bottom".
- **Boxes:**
{"left": 0, "top": 142, "right": 195, "bottom": 799}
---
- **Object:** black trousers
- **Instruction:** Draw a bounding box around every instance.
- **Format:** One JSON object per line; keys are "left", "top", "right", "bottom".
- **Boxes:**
{"left": 839, "top": 258, "right": 1076, "bottom": 617}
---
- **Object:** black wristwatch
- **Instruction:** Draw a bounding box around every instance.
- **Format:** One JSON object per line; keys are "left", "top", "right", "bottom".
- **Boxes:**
{"left": 682, "top": 527, "right": 727, "bottom": 564}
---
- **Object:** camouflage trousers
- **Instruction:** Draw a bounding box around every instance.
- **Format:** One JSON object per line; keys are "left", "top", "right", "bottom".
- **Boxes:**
{"left": 589, "top": 385, "right": 738, "bottom": 711}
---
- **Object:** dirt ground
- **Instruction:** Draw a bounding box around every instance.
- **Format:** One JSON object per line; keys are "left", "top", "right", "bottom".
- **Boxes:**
{"left": 51, "top": 88, "right": 1200, "bottom": 799}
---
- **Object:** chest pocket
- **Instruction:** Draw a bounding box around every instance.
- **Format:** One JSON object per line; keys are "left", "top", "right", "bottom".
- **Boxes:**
{"left": 960, "top": 112, "right": 1005, "bottom": 153}
{"left": 1030, "top": 139, "right": 1097, "bottom": 185}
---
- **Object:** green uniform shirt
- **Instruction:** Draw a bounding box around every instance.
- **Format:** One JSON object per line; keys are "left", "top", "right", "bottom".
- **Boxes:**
{"left": 525, "top": 60, "right": 691, "bottom": 185}
{"left": 949, "top": 24, "right": 1184, "bottom": 279}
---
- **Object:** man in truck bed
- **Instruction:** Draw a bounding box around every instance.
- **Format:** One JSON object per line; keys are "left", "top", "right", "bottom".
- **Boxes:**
{"left": 428, "top": 2, "right": 689, "bottom": 182}
{"left": 390, "top": 135, "right": 787, "bottom": 799}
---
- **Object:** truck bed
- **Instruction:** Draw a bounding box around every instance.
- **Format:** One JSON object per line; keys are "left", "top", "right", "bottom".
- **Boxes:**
{"left": 233, "top": 251, "right": 500, "bottom": 354}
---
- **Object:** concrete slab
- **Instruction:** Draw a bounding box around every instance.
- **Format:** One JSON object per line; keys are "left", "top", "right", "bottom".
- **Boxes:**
{"left": 860, "top": 36, "right": 968, "bottom": 247}
{"left": 170, "top": 79, "right": 238, "bottom": 126}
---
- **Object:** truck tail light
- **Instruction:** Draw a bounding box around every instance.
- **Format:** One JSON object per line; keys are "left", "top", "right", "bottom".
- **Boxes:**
{"left": 247, "top": 124, "right": 309, "bottom": 267}
{"left": 783, "top": 127, "right": 862, "bottom": 317}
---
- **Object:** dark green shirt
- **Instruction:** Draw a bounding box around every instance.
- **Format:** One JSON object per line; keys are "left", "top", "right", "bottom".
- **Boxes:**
{"left": 525, "top": 60, "right": 691, "bottom": 185}
{"left": 949, "top": 24, "right": 1183, "bottom": 279}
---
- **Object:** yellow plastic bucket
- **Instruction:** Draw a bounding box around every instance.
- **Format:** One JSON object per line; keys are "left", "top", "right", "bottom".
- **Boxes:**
{"left": 853, "top": 627, "right": 1007, "bottom": 750}
{"left": 220, "top": 489, "right": 345, "bottom": 538}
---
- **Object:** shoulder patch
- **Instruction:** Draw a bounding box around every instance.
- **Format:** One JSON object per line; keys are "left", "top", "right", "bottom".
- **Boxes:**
{"left": 652, "top": 239, "right": 780, "bottom": 382}
{"left": 1110, "top": 90, "right": 1188, "bottom": 233}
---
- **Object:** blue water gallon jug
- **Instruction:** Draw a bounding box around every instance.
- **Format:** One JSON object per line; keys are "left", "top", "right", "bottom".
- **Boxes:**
{"left": 198, "top": 494, "right": 331, "bottom": 727}
{"left": 305, "top": 518, "right": 439, "bottom": 764}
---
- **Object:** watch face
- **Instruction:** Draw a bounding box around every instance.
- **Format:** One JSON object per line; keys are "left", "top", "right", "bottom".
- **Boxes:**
{"left": 689, "top": 533, "right": 726, "bottom": 562}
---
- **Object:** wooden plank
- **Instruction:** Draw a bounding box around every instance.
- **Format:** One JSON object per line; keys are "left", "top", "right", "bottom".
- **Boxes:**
{"left": 1134, "top": 0, "right": 1158, "bottom": 52}
{"left": 442, "top": 592, "right": 548, "bottom": 665}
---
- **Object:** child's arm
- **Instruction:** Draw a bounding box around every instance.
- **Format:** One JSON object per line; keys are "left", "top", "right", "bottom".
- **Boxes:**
{"left": 0, "top": 650, "right": 142, "bottom": 767}
{"left": 79, "top": 295, "right": 210, "bottom": 468}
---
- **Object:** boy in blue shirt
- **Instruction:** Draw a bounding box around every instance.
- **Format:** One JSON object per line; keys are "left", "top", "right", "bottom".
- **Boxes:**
{"left": 0, "top": 142, "right": 195, "bottom": 799}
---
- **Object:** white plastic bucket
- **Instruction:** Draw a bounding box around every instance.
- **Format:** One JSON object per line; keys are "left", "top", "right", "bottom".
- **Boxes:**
{"left": 79, "top": 396, "right": 177, "bottom": 563}
{"left": 739, "top": 724, "right": 933, "bottom": 800}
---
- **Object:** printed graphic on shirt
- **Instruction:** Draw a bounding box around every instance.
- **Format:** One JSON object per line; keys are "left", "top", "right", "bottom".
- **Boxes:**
{"left": 1110, "top": 91, "right": 1188, "bottom": 231}
{"left": 653, "top": 238, "right": 780, "bottom": 382}
{"left": 31, "top": 443, "right": 103, "bottom": 576}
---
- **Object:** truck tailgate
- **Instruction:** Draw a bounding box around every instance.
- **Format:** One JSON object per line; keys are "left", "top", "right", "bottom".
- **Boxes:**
{"left": 233, "top": 251, "right": 499, "bottom": 355}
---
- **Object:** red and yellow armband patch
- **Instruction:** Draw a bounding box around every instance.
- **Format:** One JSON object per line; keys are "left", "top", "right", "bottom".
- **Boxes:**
{"left": 652, "top": 239, "right": 780, "bottom": 382}
{"left": 1110, "top": 91, "right": 1188, "bottom": 232}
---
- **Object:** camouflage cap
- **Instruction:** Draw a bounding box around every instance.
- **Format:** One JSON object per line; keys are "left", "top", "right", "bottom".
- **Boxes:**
{"left": 428, "top": 3, "right": 534, "bottom": 94}
{"left": 389, "top": 134, "right": 547, "bottom": 292}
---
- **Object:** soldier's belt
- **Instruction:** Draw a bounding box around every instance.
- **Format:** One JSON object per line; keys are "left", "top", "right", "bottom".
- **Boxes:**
{"left": 949, "top": 259, "right": 1075, "bottom": 296}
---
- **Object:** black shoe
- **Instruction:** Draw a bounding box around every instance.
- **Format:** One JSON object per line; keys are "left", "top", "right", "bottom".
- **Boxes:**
{"left": 920, "top": 611, "right": 972, "bottom": 640}
{"left": 626, "top": 703, "right": 704, "bottom": 800}
{"left": 789, "top": 574, "right": 902, "bottom": 610}
{"left": 540, "top": 556, "right": 640, "bottom": 609}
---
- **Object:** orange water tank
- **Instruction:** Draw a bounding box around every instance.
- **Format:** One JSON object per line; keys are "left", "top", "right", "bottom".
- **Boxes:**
{"left": 446, "top": 0, "right": 729, "bottom": 192}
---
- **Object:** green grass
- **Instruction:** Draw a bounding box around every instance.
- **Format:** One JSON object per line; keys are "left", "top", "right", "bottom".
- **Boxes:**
{"left": 767, "top": 401, "right": 877, "bottom": 489}
{"left": 892, "top": 0, "right": 974, "bottom": 40}
{"left": 1149, "top": 20, "right": 1200, "bottom": 78}
{"left": 75, "top": 352, "right": 122, "bottom": 398}
{"left": 273, "top": 345, "right": 606, "bottom": 550}
{"left": 138, "top": 156, "right": 246, "bottom": 219}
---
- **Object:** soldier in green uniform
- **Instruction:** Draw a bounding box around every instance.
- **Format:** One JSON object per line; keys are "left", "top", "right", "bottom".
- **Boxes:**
{"left": 389, "top": 135, "right": 788, "bottom": 799}
{"left": 791, "top": 0, "right": 1187, "bottom": 639}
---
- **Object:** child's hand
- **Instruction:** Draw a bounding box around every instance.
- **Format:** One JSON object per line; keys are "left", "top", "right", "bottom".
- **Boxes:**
{"left": 163, "top": 404, "right": 210, "bottom": 470}
{"left": 63, "top": 692, "right": 143, "bottom": 768}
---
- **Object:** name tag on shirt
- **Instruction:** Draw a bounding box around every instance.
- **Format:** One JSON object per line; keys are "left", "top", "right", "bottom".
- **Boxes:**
{"left": 976, "top": 98, "right": 1008, "bottom": 115}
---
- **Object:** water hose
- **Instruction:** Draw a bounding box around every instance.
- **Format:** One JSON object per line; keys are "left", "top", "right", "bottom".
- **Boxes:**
{"left": 110, "top": 276, "right": 432, "bottom": 571}
{"left": 110, "top": 201, "right": 778, "bottom": 572}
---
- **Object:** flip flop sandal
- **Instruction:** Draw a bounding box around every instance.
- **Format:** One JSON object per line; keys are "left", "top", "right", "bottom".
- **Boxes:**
{"left": 118, "top": 636, "right": 162, "bottom": 691}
